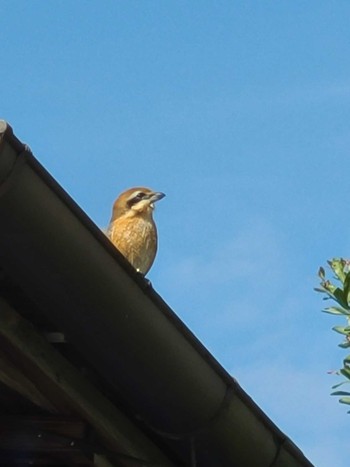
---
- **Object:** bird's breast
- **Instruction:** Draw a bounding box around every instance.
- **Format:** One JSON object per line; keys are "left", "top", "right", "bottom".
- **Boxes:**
{"left": 108, "top": 216, "right": 158, "bottom": 274}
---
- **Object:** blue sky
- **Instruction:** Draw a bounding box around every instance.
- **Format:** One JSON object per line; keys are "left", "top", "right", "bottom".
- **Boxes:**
{"left": 2, "top": 2, "right": 350, "bottom": 465}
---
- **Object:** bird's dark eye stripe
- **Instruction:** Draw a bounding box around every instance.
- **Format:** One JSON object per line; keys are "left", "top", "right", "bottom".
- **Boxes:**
{"left": 127, "top": 192, "right": 146, "bottom": 206}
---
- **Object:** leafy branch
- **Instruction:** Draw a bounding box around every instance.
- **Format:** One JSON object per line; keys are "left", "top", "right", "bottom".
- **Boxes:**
{"left": 316, "top": 258, "right": 350, "bottom": 411}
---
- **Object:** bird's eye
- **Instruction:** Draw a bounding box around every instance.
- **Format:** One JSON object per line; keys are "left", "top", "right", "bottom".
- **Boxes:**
{"left": 127, "top": 192, "right": 146, "bottom": 207}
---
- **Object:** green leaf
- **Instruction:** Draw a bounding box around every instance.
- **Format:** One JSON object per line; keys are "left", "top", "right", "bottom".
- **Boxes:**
{"left": 339, "top": 342, "right": 350, "bottom": 349}
{"left": 329, "top": 258, "right": 347, "bottom": 283}
{"left": 323, "top": 281, "right": 337, "bottom": 295}
{"left": 339, "top": 397, "right": 350, "bottom": 405}
{"left": 333, "top": 288, "right": 350, "bottom": 309}
{"left": 323, "top": 307, "right": 350, "bottom": 315}
{"left": 332, "top": 326, "right": 350, "bottom": 335}
{"left": 344, "top": 272, "right": 350, "bottom": 303}
{"left": 344, "top": 260, "right": 350, "bottom": 274}
{"left": 340, "top": 368, "right": 350, "bottom": 379}
{"left": 332, "top": 391, "right": 350, "bottom": 396}
{"left": 318, "top": 267, "right": 326, "bottom": 279}
{"left": 332, "top": 380, "right": 350, "bottom": 389}
{"left": 314, "top": 287, "right": 329, "bottom": 294}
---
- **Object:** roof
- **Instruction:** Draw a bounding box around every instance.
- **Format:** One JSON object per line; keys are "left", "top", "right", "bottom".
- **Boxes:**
{"left": 0, "top": 120, "right": 313, "bottom": 466}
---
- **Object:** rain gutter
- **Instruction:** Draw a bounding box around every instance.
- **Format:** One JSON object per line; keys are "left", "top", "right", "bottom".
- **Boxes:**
{"left": 0, "top": 121, "right": 313, "bottom": 466}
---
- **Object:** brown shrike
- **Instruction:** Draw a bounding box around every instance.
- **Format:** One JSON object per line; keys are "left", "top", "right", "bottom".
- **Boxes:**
{"left": 107, "top": 187, "right": 165, "bottom": 275}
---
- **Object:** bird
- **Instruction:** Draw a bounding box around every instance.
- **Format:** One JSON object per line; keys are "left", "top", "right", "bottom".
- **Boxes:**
{"left": 107, "top": 187, "right": 165, "bottom": 275}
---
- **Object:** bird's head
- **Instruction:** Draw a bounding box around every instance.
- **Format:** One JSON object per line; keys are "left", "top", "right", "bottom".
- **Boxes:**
{"left": 111, "top": 187, "right": 165, "bottom": 220}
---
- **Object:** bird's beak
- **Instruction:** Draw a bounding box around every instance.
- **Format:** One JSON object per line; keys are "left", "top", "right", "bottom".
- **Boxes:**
{"left": 149, "top": 192, "right": 166, "bottom": 203}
